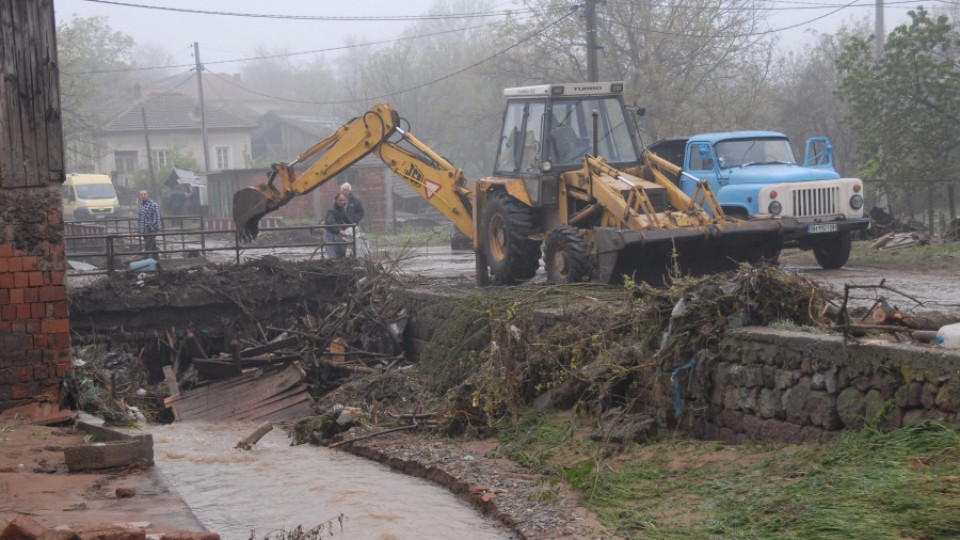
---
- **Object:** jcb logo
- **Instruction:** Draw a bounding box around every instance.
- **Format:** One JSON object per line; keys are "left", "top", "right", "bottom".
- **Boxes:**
{"left": 404, "top": 164, "right": 424, "bottom": 187}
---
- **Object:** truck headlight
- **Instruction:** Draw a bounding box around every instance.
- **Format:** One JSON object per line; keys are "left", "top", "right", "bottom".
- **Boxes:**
{"left": 768, "top": 200, "right": 782, "bottom": 215}
{"left": 849, "top": 194, "right": 863, "bottom": 210}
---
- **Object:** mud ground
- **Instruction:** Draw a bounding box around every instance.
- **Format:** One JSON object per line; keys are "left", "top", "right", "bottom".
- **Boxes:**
{"left": 0, "top": 419, "right": 209, "bottom": 536}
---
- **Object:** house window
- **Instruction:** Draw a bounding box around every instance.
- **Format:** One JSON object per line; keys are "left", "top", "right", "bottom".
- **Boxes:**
{"left": 215, "top": 146, "right": 231, "bottom": 170}
{"left": 115, "top": 151, "right": 138, "bottom": 174}
{"left": 153, "top": 149, "right": 169, "bottom": 167}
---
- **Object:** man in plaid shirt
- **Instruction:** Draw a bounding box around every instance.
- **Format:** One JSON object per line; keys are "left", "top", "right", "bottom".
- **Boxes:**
{"left": 138, "top": 189, "right": 161, "bottom": 259}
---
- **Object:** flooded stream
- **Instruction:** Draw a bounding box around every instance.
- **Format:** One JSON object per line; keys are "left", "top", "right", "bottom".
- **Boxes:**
{"left": 151, "top": 422, "right": 513, "bottom": 540}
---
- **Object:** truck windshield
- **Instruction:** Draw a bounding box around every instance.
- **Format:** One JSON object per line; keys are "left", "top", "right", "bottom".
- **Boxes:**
{"left": 548, "top": 97, "right": 638, "bottom": 167}
{"left": 75, "top": 184, "right": 117, "bottom": 199}
{"left": 714, "top": 138, "right": 795, "bottom": 169}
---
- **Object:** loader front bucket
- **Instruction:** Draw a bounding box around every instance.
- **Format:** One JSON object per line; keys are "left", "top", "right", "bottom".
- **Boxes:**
{"left": 233, "top": 187, "right": 274, "bottom": 243}
{"left": 593, "top": 218, "right": 792, "bottom": 285}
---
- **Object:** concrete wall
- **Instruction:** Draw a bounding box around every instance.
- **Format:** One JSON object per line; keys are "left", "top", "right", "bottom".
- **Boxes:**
{"left": 0, "top": 0, "right": 72, "bottom": 410}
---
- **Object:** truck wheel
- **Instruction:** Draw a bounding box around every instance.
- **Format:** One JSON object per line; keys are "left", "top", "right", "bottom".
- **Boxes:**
{"left": 544, "top": 227, "right": 592, "bottom": 284}
{"left": 481, "top": 190, "right": 540, "bottom": 284}
{"left": 813, "top": 231, "right": 852, "bottom": 269}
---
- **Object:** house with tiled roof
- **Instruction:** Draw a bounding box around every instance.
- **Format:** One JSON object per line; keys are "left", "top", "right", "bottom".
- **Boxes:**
{"left": 93, "top": 92, "right": 256, "bottom": 188}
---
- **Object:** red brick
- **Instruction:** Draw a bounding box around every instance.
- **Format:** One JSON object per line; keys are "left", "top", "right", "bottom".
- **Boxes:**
{"left": 11, "top": 321, "right": 25, "bottom": 334}
{"left": 0, "top": 514, "right": 48, "bottom": 539}
{"left": 49, "top": 271, "right": 63, "bottom": 286}
{"left": 33, "top": 334, "right": 47, "bottom": 349}
{"left": 8, "top": 257, "right": 23, "bottom": 272}
{"left": 0, "top": 258, "right": 8, "bottom": 273}
{"left": 0, "top": 273, "right": 14, "bottom": 288}
{"left": 9, "top": 288, "right": 23, "bottom": 304}
{"left": 0, "top": 289, "right": 10, "bottom": 304}
{"left": 31, "top": 303, "right": 45, "bottom": 318}
{"left": 53, "top": 302, "right": 68, "bottom": 318}
{"left": 21, "top": 256, "right": 37, "bottom": 271}
{"left": 23, "top": 287, "right": 38, "bottom": 303}
{"left": 1, "top": 304, "right": 16, "bottom": 320}
{"left": 53, "top": 333, "right": 71, "bottom": 349}
{"left": 41, "top": 318, "right": 69, "bottom": 334}
{"left": 0, "top": 321, "right": 10, "bottom": 331}
{"left": 39, "top": 286, "right": 66, "bottom": 302}
{"left": 55, "top": 362, "right": 72, "bottom": 376}
{"left": 16, "top": 304, "right": 31, "bottom": 319}
{"left": 14, "top": 272, "right": 29, "bottom": 288}
{"left": 28, "top": 272, "right": 43, "bottom": 286}
{"left": 0, "top": 243, "right": 13, "bottom": 257}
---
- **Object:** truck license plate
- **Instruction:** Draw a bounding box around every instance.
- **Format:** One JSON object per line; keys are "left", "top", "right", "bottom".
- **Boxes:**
{"left": 807, "top": 223, "right": 838, "bottom": 234}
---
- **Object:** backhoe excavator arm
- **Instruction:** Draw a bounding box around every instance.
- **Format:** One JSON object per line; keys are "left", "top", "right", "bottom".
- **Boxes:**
{"left": 233, "top": 104, "right": 472, "bottom": 243}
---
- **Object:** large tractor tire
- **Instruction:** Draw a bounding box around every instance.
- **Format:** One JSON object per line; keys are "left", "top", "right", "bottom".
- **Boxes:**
{"left": 481, "top": 190, "right": 540, "bottom": 284}
{"left": 544, "top": 227, "right": 592, "bottom": 284}
{"left": 813, "top": 231, "right": 852, "bottom": 269}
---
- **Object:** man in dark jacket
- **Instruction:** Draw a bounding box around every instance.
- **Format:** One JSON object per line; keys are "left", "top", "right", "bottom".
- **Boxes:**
{"left": 324, "top": 193, "right": 352, "bottom": 259}
{"left": 340, "top": 182, "right": 364, "bottom": 226}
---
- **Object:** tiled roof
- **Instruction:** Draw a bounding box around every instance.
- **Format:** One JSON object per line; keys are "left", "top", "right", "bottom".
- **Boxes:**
{"left": 102, "top": 93, "right": 256, "bottom": 133}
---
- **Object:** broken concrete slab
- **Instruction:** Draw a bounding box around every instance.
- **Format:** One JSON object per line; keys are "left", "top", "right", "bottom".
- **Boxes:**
{"left": 63, "top": 436, "right": 154, "bottom": 472}
{"left": 0, "top": 402, "right": 76, "bottom": 426}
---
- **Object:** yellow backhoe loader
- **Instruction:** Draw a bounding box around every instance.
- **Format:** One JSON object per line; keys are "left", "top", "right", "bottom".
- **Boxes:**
{"left": 234, "top": 82, "right": 790, "bottom": 285}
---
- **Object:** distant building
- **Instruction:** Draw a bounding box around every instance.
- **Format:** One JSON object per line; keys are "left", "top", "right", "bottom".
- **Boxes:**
{"left": 84, "top": 92, "right": 256, "bottom": 188}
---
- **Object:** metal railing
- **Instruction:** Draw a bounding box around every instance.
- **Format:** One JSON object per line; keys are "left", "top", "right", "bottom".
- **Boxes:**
{"left": 64, "top": 216, "right": 359, "bottom": 276}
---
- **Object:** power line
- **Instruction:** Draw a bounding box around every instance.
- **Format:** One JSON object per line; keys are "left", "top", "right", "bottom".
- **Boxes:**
{"left": 600, "top": 0, "right": 866, "bottom": 38}
{"left": 81, "top": 0, "right": 536, "bottom": 21}
{"left": 62, "top": 13, "right": 538, "bottom": 76}
{"left": 207, "top": 9, "right": 578, "bottom": 106}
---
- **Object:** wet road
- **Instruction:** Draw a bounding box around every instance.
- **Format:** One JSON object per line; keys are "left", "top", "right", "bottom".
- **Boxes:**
{"left": 395, "top": 246, "right": 960, "bottom": 313}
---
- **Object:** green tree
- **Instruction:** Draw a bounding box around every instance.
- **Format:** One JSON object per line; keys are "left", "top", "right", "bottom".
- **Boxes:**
{"left": 837, "top": 8, "right": 960, "bottom": 223}
{"left": 57, "top": 16, "right": 136, "bottom": 171}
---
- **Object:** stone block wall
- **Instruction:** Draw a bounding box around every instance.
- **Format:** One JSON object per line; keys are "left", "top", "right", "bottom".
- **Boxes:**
{"left": 696, "top": 327, "right": 960, "bottom": 444}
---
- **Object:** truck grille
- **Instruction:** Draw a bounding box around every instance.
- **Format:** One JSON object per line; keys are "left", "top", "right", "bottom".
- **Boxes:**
{"left": 791, "top": 186, "right": 839, "bottom": 218}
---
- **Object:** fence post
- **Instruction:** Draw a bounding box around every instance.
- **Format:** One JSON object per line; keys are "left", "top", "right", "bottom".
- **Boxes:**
{"left": 106, "top": 236, "right": 115, "bottom": 275}
{"left": 200, "top": 215, "right": 207, "bottom": 257}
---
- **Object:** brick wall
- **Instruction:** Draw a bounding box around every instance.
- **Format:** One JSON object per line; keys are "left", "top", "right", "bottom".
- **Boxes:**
{"left": 0, "top": 189, "right": 72, "bottom": 408}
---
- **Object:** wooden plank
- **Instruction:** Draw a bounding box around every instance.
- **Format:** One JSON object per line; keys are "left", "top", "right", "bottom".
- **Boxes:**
{"left": 167, "top": 363, "right": 309, "bottom": 422}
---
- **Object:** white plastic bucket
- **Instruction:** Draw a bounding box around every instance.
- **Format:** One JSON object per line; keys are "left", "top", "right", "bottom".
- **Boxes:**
{"left": 935, "top": 322, "right": 960, "bottom": 349}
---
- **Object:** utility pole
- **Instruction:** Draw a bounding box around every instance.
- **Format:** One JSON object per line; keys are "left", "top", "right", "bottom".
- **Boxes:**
{"left": 194, "top": 42, "right": 211, "bottom": 174}
{"left": 585, "top": 0, "right": 600, "bottom": 82}
{"left": 141, "top": 107, "right": 156, "bottom": 197}
{"left": 875, "top": 0, "right": 885, "bottom": 58}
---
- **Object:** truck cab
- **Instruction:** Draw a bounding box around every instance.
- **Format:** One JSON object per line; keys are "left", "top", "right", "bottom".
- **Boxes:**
{"left": 648, "top": 132, "right": 870, "bottom": 269}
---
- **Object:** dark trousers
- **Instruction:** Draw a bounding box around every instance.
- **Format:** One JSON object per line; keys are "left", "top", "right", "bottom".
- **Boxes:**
{"left": 143, "top": 233, "right": 158, "bottom": 259}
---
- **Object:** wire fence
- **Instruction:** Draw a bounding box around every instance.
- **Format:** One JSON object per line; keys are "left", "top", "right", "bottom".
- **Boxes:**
{"left": 64, "top": 215, "right": 359, "bottom": 276}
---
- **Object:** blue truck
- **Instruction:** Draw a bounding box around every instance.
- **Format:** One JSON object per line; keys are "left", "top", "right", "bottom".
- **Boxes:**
{"left": 647, "top": 131, "right": 870, "bottom": 269}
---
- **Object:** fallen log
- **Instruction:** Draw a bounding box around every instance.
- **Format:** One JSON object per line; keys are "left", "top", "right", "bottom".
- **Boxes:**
{"left": 327, "top": 425, "right": 417, "bottom": 449}
{"left": 870, "top": 301, "right": 958, "bottom": 330}
{"left": 236, "top": 422, "right": 273, "bottom": 450}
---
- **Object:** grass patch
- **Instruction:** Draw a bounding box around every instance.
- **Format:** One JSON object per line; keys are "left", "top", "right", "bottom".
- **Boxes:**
{"left": 785, "top": 241, "right": 960, "bottom": 272}
{"left": 496, "top": 414, "right": 960, "bottom": 539}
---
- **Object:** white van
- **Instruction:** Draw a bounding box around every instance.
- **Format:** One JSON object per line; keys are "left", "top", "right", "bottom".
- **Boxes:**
{"left": 62, "top": 174, "right": 119, "bottom": 220}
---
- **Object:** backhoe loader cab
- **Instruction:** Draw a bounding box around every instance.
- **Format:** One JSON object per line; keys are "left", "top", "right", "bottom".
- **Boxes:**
{"left": 496, "top": 82, "right": 641, "bottom": 177}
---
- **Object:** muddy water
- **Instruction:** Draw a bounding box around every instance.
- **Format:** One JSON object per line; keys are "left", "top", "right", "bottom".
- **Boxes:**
{"left": 151, "top": 422, "right": 513, "bottom": 540}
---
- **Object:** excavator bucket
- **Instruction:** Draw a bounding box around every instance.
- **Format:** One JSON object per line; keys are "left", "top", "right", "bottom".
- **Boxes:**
{"left": 592, "top": 218, "right": 791, "bottom": 285}
{"left": 233, "top": 187, "right": 273, "bottom": 243}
